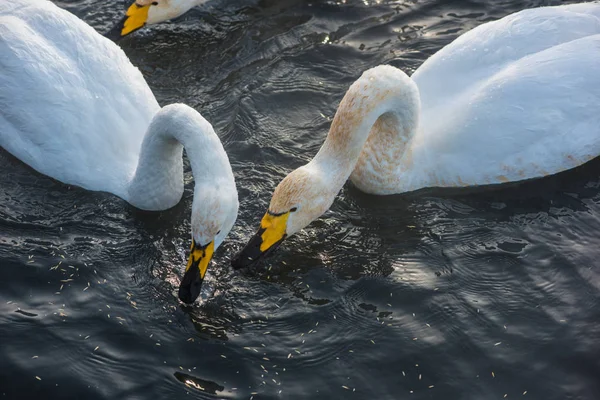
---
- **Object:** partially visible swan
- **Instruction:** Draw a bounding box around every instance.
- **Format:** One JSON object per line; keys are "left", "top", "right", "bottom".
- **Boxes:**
{"left": 232, "top": 3, "right": 600, "bottom": 268}
{"left": 110, "top": 0, "right": 210, "bottom": 38}
{"left": 0, "top": 0, "right": 238, "bottom": 303}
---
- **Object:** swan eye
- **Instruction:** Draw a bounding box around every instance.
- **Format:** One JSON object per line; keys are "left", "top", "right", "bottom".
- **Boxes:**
{"left": 290, "top": 207, "right": 298, "bottom": 212}
{"left": 151, "top": 1, "right": 158, "bottom": 5}
{"left": 216, "top": 230, "right": 221, "bottom": 235}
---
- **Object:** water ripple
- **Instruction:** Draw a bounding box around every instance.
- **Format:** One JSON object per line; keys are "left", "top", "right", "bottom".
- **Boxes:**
{"left": 2, "top": 0, "right": 600, "bottom": 399}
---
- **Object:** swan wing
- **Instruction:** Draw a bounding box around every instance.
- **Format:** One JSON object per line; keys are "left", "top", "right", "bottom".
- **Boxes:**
{"left": 0, "top": 0, "right": 159, "bottom": 194}
{"left": 413, "top": 3, "right": 600, "bottom": 113}
{"left": 413, "top": 33, "right": 600, "bottom": 186}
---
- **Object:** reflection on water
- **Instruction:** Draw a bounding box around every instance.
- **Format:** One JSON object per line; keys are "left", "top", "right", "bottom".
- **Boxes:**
{"left": 2, "top": 0, "right": 599, "bottom": 399}
{"left": 173, "top": 371, "right": 225, "bottom": 395}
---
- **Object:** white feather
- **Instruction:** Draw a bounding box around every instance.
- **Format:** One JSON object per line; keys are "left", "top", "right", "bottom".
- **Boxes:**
{"left": 339, "top": 3, "right": 600, "bottom": 194}
{"left": 0, "top": 0, "right": 238, "bottom": 248}
{"left": 258, "top": 3, "right": 600, "bottom": 241}
{"left": 147, "top": 0, "right": 209, "bottom": 25}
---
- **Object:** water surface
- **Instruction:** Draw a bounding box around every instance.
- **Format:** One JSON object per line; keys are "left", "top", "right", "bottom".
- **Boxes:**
{"left": 1, "top": 0, "right": 599, "bottom": 399}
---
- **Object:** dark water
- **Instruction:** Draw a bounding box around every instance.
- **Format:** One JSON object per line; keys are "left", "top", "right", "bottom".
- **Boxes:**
{"left": 2, "top": 0, "right": 599, "bottom": 399}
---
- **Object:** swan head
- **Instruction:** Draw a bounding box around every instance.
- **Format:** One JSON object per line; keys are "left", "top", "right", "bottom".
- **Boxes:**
{"left": 113, "top": 0, "right": 197, "bottom": 38}
{"left": 231, "top": 166, "right": 335, "bottom": 269}
{"left": 179, "top": 181, "right": 238, "bottom": 304}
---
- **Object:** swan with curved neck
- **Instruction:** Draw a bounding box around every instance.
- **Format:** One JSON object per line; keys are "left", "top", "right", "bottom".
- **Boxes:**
{"left": 232, "top": 3, "right": 600, "bottom": 268}
{"left": 128, "top": 105, "right": 238, "bottom": 305}
{"left": 112, "top": 0, "right": 209, "bottom": 38}
{"left": 231, "top": 66, "right": 418, "bottom": 267}
{"left": 0, "top": 0, "right": 238, "bottom": 303}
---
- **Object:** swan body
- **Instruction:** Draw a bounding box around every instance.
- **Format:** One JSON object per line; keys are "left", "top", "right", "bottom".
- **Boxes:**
{"left": 114, "top": 0, "right": 210, "bottom": 38}
{"left": 396, "top": 2, "right": 600, "bottom": 193}
{"left": 232, "top": 3, "right": 600, "bottom": 268}
{"left": 0, "top": 0, "right": 238, "bottom": 303}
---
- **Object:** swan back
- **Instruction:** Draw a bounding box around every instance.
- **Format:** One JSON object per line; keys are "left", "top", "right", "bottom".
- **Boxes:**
{"left": 407, "top": 3, "right": 600, "bottom": 188}
{"left": 414, "top": 33, "right": 600, "bottom": 187}
{"left": 413, "top": 4, "right": 600, "bottom": 114}
{"left": 0, "top": 0, "right": 158, "bottom": 196}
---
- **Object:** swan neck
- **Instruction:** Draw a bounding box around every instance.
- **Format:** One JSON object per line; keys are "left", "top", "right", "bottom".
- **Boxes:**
{"left": 312, "top": 67, "right": 420, "bottom": 193}
{"left": 127, "top": 104, "right": 229, "bottom": 210}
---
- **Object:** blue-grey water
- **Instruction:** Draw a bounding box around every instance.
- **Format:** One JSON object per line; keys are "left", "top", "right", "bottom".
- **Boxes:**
{"left": 1, "top": 0, "right": 599, "bottom": 399}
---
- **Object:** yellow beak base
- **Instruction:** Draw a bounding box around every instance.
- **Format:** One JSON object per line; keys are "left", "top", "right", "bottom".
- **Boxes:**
{"left": 258, "top": 212, "right": 290, "bottom": 252}
{"left": 121, "top": 3, "right": 151, "bottom": 37}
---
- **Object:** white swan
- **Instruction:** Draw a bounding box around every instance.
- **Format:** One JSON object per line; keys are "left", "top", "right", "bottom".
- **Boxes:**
{"left": 0, "top": 0, "right": 238, "bottom": 303}
{"left": 232, "top": 3, "right": 600, "bottom": 268}
{"left": 111, "top": 0, "right": 210, "bottom": 38}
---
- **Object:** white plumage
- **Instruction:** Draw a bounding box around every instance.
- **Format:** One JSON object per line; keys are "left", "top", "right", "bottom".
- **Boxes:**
{"left": 143, "top": 0, "right": 209, "bottom": 26}
{"left": 343, "top": 3, "right": 600, "bottom": 195}
{"left": 233, "top": 3, "right": 600, "bottom": 267}
{"left": 0, "top": 0, "right": 238, "bottom": 271}
{"left": 110, "top": 0, "right": 212, "bottom": 38}
{"left": 404, "top": 2, "right": 600, "bottom": 192}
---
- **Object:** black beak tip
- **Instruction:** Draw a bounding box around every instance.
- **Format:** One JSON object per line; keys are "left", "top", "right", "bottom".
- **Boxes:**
{"left": 178, "top": 267, "right": 202, "bottom": 304}
{"left": 231, "top": 253, "right": 252, "bottom": 270}
{"left": 103, "top": 16, "right": 128, "bottom": 42}
{"left": 104, "top": 25, "right": 124, "bottom": 42}
{"left": 178, "top": 282, "right": 201, "bottom": 304}
{"left": 231, "top": 233, "right": 285, "bottom": 270}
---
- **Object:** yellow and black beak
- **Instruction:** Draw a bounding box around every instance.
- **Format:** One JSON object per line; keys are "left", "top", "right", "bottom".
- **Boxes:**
{"left": 105, "top": 2, "right": 151, "bottom": 40}
{"left": 178, "top": 240, "right": 214, "bottom": 304}
{"left": 231, "top": 211, "right": 290, "bottom": 269}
